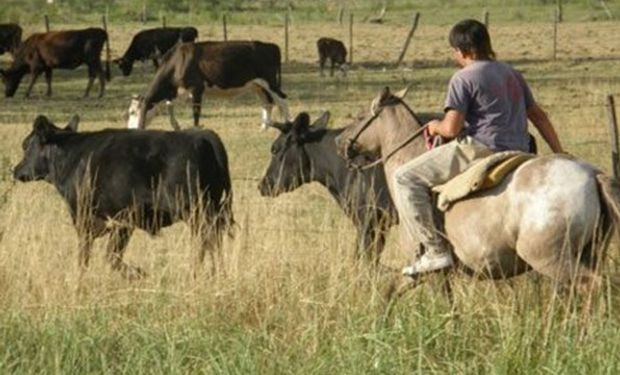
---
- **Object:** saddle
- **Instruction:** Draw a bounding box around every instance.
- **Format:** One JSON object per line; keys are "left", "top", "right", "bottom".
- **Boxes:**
{"left": 432, "top": 151, "right": 535, "bottom": 211}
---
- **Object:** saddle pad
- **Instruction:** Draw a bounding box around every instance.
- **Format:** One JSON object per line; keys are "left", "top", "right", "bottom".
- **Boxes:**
{"left": 432, "top": 151, "right": 535, "bottom": 211}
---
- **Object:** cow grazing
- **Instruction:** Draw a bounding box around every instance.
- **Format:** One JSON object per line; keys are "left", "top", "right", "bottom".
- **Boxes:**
{"left": 0, "top": 28, "right": 110, "bottom": 98}
{"left": 0, "top": 23, "right": 22, "bottom": 55}
{"left": 317, "top": 37, "right": 348, "bottom": 77}
{"left": 258, "top": 112, "right": 397, "bottom": 263}
{"left": 114, "top": 27, "right": 198, "bottom": 76}
{"left": 128, "top": 40, "right": 290, "bottom": 130}
{"left": 13, "top": 115, "right": 234, "bottom": 278}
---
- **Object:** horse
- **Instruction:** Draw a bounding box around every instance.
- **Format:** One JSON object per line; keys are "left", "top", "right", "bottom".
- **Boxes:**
{"left": 335, "top": 86, "right": 620, "bottom": 296}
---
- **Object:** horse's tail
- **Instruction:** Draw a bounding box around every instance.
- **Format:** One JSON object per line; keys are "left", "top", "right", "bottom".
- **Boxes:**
{"left": 596, "top": 174, "right": 620, "bottom": 240}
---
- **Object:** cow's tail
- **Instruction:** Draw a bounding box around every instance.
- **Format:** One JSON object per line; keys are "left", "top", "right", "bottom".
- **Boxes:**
{"left": 275, "top": 61, "right": 287, "bottom": 99}
{"left": 207, "top": 131, "right": 235, "bottom": 239}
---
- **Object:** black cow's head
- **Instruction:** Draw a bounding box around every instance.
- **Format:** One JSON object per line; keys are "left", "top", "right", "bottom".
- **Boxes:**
{"left": 259, "top": 111, "right": 330, "bottom": 196}
{"left": 0, "top": 67, "right": 26, "bottom": 97}
{"left": 13, "top": 115, "right": 80, "bottom": 182}
{"left": 114, "top": 57, "right": 133, "bottom": 76}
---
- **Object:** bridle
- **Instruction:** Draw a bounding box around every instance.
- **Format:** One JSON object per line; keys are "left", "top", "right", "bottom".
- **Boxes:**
{"left": 344, "top": 97, "right": 428, "bottom": 170}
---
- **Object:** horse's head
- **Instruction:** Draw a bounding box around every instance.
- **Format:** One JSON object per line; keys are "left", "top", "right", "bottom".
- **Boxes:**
{"left": 335, "top": 86, "right": 414, "bottom": 168}
{"left": 258, "top": 111, "right": 330, "bottom": 196}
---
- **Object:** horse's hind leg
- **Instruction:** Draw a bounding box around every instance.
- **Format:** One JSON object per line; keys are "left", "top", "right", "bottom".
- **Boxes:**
{"left": 516, "top": 235, "right": 602, "bottom": 312}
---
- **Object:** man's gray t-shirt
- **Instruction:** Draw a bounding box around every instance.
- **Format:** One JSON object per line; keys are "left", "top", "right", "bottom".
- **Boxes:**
{"left": 444, "top": 60, "right": 534, "bottom": 152}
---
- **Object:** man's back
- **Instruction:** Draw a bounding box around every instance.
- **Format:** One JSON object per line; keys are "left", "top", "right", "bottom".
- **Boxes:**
{"left": 447, "top": 60, "right": 532, "bottom": 152}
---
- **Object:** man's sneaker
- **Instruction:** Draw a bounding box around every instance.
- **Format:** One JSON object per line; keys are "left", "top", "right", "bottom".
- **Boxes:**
{"left": 402, "top": 252, "right": 454, "bottom": 276}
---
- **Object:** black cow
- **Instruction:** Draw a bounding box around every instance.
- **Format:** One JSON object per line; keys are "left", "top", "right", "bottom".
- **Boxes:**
{"left": 129, "top": 40, "right": 290, "bottom": 130}
{"left": 317, "top": 37, "right": 348, "bottom": 77}
{"left": 0, "top": 23, "right": 22, "bottom": 55}
{"left": 114, "top": 27, "right": 198, "bottom": 76}
{"left": 13, "top": 115, "right": 234, "bottom": 278}
{"left": 0, "top": 28, "right": 110, "bottom": 98}
{"left": 258, "top": 112, "right": 397, "bottom": 263}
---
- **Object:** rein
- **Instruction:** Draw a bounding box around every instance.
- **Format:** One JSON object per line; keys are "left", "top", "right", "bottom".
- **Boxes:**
{"left": 346, "top": 99, "right": 428, "bottom": 171}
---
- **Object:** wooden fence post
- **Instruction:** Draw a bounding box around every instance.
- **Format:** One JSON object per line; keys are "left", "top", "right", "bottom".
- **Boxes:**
{"left": 557, "top": 0, "right": 563, "bottom": 23}
{"left": 44, "top": 14, "right": 50, "bottom": 32}
{"left": 349, "top": 13, "right": 354, "bottom": 64}
{"left": 337, "top": 6, "right": 344, "bottom": 25}
{"left": 284, "top": 12, "right": 289, "bottom": 63}
{"left": 223, "top": 14, "right": 228, "bottom": 41}
{"left": 162, "top": 15, "right": 167, "bottom": 28}
{"left": 395, "top": 12, "right": 420, "bottom": 66}
{"left": 552, "top": 9, "right": 558, "bottom": 60}
{"left": 142, "top": 2, "right": 147, "bottom": 24}
{"left": 607, "top": 95, "right": 620, "bottom": 178}
{"left": 483, "top": 9, "right": 489, "bottom": 28}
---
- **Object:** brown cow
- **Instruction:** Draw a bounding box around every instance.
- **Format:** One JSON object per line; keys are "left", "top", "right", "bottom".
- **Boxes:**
{"left": 317, "top": 37, "right": 348, "bottom": 77}
{"left": 0, "top": 28, "right": 109, "bottom": 98}
{"left": 0, "top": 23, "right": 22, "bottom": 55}
{"left": 129, "top": 40, "right": 290, "bottom": 129}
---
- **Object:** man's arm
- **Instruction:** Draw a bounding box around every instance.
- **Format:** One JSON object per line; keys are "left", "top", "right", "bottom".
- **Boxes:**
{"left": 427, "top": 109, "right": 465, "bottom": 138}
{"left": 527, "top": 103, "right": 564, "bottom": 153}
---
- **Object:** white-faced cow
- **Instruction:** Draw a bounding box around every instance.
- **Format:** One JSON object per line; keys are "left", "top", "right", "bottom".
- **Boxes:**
{"left": 259, "top": 112, "right": 397, "bottom": 263}
{"left": 0, "top": 28, "right": 110, "bottom": 98}
{"left": 128, "top": 40, "right": 290, "bottom": 130}
{"left": 0, "top": 23, "right": 22, "bottom": 56}
{"left": 317, "top": 37, "right": 348, "bottom": 77}
{"left": 13, "top": 115, "right": 234, "bottom": 278}
{"left": 114, "top": 27, "right": 198, "bottom": 76}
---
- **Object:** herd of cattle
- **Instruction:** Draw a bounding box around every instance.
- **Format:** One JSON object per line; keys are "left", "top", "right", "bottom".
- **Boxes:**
{"left": 2, "top": 22, "right": 393, "bottom": 277}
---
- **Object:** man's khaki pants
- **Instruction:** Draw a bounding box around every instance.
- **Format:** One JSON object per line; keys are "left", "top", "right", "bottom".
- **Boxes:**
{"left": 393, "top": 136, "right": 493, "bottom": 257}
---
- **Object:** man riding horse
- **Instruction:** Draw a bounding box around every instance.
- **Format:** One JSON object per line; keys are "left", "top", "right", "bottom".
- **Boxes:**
{"left": 397, "top": 19, "right": 564, "bottom": 276}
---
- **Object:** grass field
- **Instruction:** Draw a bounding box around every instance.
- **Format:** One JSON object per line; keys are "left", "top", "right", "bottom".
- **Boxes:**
{"left": 2, "top": 2, "right": 620, "bottom": 373}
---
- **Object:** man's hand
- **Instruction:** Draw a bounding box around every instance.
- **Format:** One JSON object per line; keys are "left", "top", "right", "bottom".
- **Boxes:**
{"left": 425, "top": 109, "right": 465, "bottom": 139}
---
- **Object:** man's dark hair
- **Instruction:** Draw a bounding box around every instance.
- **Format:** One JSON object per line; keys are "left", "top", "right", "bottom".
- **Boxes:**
{"left": 449, "top": 19, "right": 496, "bottom": 60}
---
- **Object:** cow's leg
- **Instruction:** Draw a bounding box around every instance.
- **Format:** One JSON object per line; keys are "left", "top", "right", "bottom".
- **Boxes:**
{"left": 191, "top": 86, "right": 204, "bottom": 127}
{"left": 330, "top": 59, "right": 336, "bottom": 77}
{"left": 106, "top": 226, "right": 143, "bottom": 280}
{"left": 44, "top": 68, "right": 52, "bottom": 97}
{"left": 25, "top": 70, "right": 42, "bottom": 98}
{"left": 83, "top": 66, "right": 95, "bottom": 98}
{"left": 77, "top": 234, "right": 94, "bottom": 271}
{"left": 166, "top": 101, "right": 181, "bottom": 131}
{"left": 319, "top": 56, "right": 326, "bottom": 77}
{"left": 356, "top": 216, "right": 387, "bottom": 265}
{"left": 255, "top": 86, "right": 274, "bottom": 129}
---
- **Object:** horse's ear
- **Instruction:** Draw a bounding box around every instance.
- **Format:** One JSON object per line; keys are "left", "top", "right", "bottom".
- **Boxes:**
{"left": 371, "top": 87, "right": 391, "bottom": 115}
{"left": 65, "top": 114, "right": 80, "bottom": 132}
{"left": 379, "top": 87, "right": 392, "bottom": 103}
{"left": 311, "top": 111, "right": 330, "bottom": 129}
{"left": 393, "top": 84, "right": 412, "bottom": 100}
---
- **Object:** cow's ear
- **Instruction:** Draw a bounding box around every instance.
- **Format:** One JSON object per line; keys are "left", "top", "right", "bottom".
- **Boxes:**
{"left": 292, "top": 113, "right": 310, "bottom": 131}
{"left": 65, "top": 114, "right": 80, "bottom": 132}
{"left": 33, "top": 115, "right": 56, "bottom": 143}
{"left": 311, "top": 111, "right": 330, "bottom": 129}
{"left": 291, "top": 113, "right": 311, "bottom": 142}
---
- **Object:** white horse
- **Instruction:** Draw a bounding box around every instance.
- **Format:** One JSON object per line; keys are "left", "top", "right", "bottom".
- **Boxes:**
{"left": 336, "top": 87, "right": 620, "bottom": 295}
